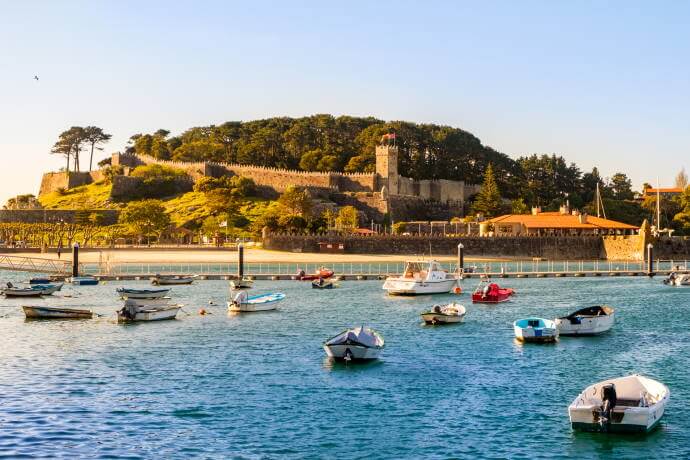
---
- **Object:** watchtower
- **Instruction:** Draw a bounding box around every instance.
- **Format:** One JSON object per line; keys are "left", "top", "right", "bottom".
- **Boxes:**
{"left": 376, "top": 144, "right": 399, "bottom": 195}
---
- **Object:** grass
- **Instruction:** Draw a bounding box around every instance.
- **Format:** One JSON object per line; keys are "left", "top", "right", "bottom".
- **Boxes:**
{"left": 39, "top": 182, "right": 116, "bottom": 209}
{"left": 40, "top": 183, "right": 273, "bottom": 232}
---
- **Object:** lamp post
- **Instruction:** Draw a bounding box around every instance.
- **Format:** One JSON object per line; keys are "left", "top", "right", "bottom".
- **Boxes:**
{"left": 646, "top": 243, "right": 654, "bottom": 277}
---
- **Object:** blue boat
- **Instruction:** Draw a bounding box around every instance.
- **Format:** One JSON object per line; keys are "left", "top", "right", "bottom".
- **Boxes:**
{"left": 29, "top": 277, "right": 52, "bottom": 285}
{"left": 68, "top": 276, "right": 99, "bottom": 286}
{"left": 513, "top": 317, "right": 558, "bottom": 343}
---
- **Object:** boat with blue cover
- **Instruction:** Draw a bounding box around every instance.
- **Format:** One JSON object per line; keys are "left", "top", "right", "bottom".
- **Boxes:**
{"left": 2, "top": 282, "right": 63, "bottom": 297}
{"left": 513, "top": 317, "right": 558, "bottom": 343}
{"left": 68, "top": 276, "right": 99, "bottom": 286}
{"left": 227, "top": 291, "right": 285, "bottom": 312}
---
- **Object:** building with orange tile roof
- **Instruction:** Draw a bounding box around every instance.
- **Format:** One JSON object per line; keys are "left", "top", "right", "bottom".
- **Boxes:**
{"left": 642, "top": 187, "right": 683, "bottom": 198}
{"left": 485, "top": 207, "right": 639, "bottom": 236}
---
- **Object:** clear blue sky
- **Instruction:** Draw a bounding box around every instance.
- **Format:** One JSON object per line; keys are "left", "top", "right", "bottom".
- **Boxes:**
{"left": 1, "top": 0, "right": 688, "bottom": 203}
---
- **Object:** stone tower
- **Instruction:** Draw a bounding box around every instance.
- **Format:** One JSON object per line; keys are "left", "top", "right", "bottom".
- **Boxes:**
{"left": 376, "top": 144, "right": 399, "bottom": 195}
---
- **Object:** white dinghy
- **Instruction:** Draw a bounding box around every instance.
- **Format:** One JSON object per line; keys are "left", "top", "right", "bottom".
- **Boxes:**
{"left": 227, "top": 290, "right": 285, "bottom": 312}
{"left": 420, "top": 303, "right": 466, "bottom": 325}
{"left": 383, "top": 260, "right": 458, "bottom": 296}
{"left": 569, "top": 374, "right": 669, "bottom": 433}
{"left": 556, "top": 305, "right": 615, "bottom": 336}
{"left": 513, "top": 318, "right": 558, "bottom": 343}
{"left": 323, "top": 326, "right": 385, "bottom": 361}
{"left": 663, "top": 273, "right": 690, "bottom": 286}
{"left": 117, "top": 304, "right": 181, "bottom": 322}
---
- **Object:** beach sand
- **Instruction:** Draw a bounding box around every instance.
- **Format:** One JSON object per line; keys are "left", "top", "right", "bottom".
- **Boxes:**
{"left": 7, "top": 248, "right": 510, "bottom": 264}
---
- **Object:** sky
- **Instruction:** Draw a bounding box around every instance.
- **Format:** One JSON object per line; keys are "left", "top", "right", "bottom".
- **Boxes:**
{"left": 1, "top": 0, "right": 688, "bottom": 203}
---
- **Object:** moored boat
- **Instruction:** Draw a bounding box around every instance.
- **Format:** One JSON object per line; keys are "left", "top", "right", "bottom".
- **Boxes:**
{"left": 23, "top": 305, "right": 93, "bottom": 319}
{"left": 420, "top": 302, "right": 466, "bottom": 324}
{"left": 323, "top": 326, "right": 385, "bottom": 361}
{"left": 663, "top": 272, "right": 690, "bottom": 286}
{"left": 569, "top": 374, "right": 669, "bottom": 433}
{"left": 68, "top": 276, "right": 99, "bottom": 286}
{"left": 116, "top": 287, "right": 170, "bottom": 299}
{"left": 311, "top": 278, "right": 335, "bottom": 289}
{"left": 29, "top": 277, "right": 54, "bottom": 285}
{"left": 230, "top": 277, "right": 254, "bottom": 289}
{"left": 296, "top": 267, "right": 334, "bottom": 281}
{"left": 124, "top": 297, "right": 173, "bottom": 307}
{"left": 117, "top": 304, "right": 181, "bottom": 322}
{"left": 471, "top": 279, "right": 514, "bottom": 303}
{"left": 227, "top": 291, "right": 286, "bottom": 312}
{"left": 1, "top": 282, "right": 61, "bottom": 297}
{"left": 513, "top": 317, "right": 558, "bottom": 342}
{"left": 556, "top": 305, "right": 615, "bottom": 336}
{"left": 382, "top": 260, "right": 457, "bottom": 295}
{"left": 151, "top": 274, "right": 195, "bottom": 285}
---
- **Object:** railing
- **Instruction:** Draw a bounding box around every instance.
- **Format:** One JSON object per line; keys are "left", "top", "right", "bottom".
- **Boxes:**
{"left": 84, "top": 259, "right": 690, "bottom": 276}
{"left": 0, "top": 255, "right": 71, "bottom": 274}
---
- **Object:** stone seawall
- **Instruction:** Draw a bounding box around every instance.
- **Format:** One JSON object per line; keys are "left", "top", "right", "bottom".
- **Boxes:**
{"left": 654, "top": 237, "right": 690, "bottom": 260}
{"left": 263, "top": 234, "right": 605, "bottom": 259}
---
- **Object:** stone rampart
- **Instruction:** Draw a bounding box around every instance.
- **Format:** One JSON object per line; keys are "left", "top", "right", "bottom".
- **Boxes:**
{"left": 601, "top": 235, "right": 645, "bottom": 261}
{"left": 263, "top": 233, "right": 605, "bottom": 259}
{"left": 39, "top": 171, "right": 107, "bottom": 196}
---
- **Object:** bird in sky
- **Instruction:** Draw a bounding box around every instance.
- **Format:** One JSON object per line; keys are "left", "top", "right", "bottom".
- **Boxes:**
{"left": 34, "top": 75, "right": 39, "bottom": 81}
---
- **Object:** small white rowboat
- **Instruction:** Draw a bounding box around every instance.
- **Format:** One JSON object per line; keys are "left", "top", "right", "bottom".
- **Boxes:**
{"left": 556, "top": 305, "right": 615, "bottom": 336}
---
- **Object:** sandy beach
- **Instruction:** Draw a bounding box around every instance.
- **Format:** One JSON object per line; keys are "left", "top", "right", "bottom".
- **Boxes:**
{"left": 6, "top": 248, "right": 510, "bottom": 264}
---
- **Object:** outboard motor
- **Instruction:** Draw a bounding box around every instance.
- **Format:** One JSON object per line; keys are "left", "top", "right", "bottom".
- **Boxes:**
{"left": 598, "top": 384, "right": 617, "bottom": 430}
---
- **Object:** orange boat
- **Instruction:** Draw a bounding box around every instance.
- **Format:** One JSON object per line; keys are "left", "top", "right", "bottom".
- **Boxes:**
{"left": 296, "top": 267, "right": 334, "bottom": 281}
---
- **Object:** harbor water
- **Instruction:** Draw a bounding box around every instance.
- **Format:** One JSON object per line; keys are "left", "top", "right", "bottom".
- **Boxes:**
{"left": 0, "top": 272, "right": 688, "bottom": 459}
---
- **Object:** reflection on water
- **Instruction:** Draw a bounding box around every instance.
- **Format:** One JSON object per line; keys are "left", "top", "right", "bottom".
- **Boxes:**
{"left": 0, "top": 272, "right": 688, "bottom": 458}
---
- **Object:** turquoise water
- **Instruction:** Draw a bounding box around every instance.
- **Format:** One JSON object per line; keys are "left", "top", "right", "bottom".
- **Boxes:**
{"left": 0, "top": 272, "right": 688, "bottom": 459}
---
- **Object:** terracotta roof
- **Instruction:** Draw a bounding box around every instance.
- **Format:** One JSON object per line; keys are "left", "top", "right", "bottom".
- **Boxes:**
{"left": 643, "top": 187, "right": 683, "bottom": 195}
{"left": 487, "top": 213, "right": 638, "bottom": 230}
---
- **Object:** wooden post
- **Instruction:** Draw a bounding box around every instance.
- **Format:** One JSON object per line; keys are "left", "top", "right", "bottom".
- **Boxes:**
{"left": 458, "top": 243, "right": 464, "bottom": 273}
{"left": 72, "top": 243, "right": 79, "bottom": 277}
{"left": 238, "top": 244, "right": 244, "bottom": 279}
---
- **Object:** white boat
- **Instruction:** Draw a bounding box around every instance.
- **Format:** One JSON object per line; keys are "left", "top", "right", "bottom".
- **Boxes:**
{"left": 227, "top": 292, "right": 285, "bottom": 312}
{"left": 569, "top": 374, "right": 670, "bottom": 433}
{"left": 116, "top": 287, "right": 170, "bottom": 299}
{"left": 124, "top": 297, "right": 174, "bottom": 307}
{"left": 663, "top": 273, "right": 690, "bottom": 286}
{"left": 420, "top": 303, "right": 466, "bottom": 324}
{"left": 513, "top": 317, "right": 559, "bottom": 343}
{"left": 67, "top": 276, "right": 99, "bottom": 285}
{"left": 382, "top": 260, "right": 458, "bottom": 295}
{"left": 151, "top": 274, "right": 195, "bottom": 285}
{"left": 556, "top": 305, "right": 615, "bottom": 336}
{"left": 230, "top": 277, "right": 254, "bottom": 289}
{"left": 1, "top": 282, "right": 61, "bottom": 297}
{"left": 323, "top": 326, "right": 385, "bottom": 361}
{"left": 117, "top": 304, "right": 181, "bottom": 322}
{"left": 23, "top": 305, "right": 93, "bottom": 319}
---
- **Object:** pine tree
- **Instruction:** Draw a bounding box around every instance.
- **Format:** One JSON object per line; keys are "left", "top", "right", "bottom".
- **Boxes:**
{"left": 472, "top": 163, "right": 503, "bottom": 217}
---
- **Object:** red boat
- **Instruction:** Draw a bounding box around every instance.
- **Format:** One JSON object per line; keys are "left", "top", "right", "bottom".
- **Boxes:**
{"left": 296, "top": 267, "right": 334, "bottom": 281}
{"left": 471, "top": 280, "right": 515, "bottom": 303}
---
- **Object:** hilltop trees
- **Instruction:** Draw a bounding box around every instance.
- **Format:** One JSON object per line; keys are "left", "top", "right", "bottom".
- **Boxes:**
{"left": 51, "top": 126, "right": 110, "bottom": 172}
{"left": 472, "top": 164, "right": 503, "bottom": 217}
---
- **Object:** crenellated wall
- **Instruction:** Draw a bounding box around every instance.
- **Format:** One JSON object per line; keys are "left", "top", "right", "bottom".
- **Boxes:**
{"left": 39, "top": 171, "right": 105, "bottom": 196}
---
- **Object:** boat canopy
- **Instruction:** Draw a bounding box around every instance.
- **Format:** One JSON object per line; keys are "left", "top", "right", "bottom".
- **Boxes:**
{"left": 561, "top": 305, "right": 613, "bottom": 319}
{"left": 402, "top": 261, "right": 443, "bottom": 278}
{"left": 325, "top": 326, "right": 384, "bottom": 348}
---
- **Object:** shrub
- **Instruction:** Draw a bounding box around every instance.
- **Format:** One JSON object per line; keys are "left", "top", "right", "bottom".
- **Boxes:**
{"left": 130, "top": 164, "right": 189, "bottom": 198}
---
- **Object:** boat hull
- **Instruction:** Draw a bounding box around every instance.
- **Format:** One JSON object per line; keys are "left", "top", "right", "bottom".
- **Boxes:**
{"left": 569, "top": 404, "right": 666, "bottom": 434}
{"left": 68, "top": 277, "right": 99, "bottom": 285}
{"left": 420, "top": 313, "right": 465, "bottom": 324}
{"left": 556, "top": 314, "right": 615, "bottom": 336}
{"left": 227, "top": 301, "right": 277, "bottom": 312}
{"left": 514, "top": 325, "right": 558, "bottom": 342}
{"left": 117, "top": 289, "right": 170, "bottom": 299}
{"left": 383, "top": 278, "right": 457, "bottom": 296}
{"left": 3, "top": 289, "right": 44, "bottom": 297}
{"left": 230, "top": 279, "right": 254, "bottom": 289}
{"left": 117, "top": 306, "right": 180, "bottom": 322}
{"left": 323, "top": 344, "right": 382, "bottom": 360}
{"left": 151, "top": 277, "right": 194, "bottom": 285}
{"left": 23, "top": 306, "right": 93, "bottom": 319}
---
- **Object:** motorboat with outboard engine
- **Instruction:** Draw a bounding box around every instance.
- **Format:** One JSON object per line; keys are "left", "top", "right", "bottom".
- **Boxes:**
{"left": 471, "top": 279, "right": 514, "bottom": 303}
{"left": 555, "top": 305, "right": 615, "bottom": 336}
{"left": 311, "top": 278, "right": 336, "bottom": 289}
{"left": 116, "top": 287, "right": 170, "bottom": 299}
{"left": 67, "top": 276, "right": 99, "bottom": 285}
{"left": 382, "top": 260, "right": 458, "bottom": 295}
{"left": 230, "top": 277, "right": 254, "bottom": 289}
{"left": 151, "top": 274, "right": 195, "bottom": 285}
{"left": 117, "top": 304, "right": 181, "bottom": 322}
{"left": 296, "top": 267, "right": 334, "bottom": 281}
{"left": 663, "top": 272, "right": 690, "bottom": 286}
{"left": 227, "top": 290, "right": 286, "bottom": 312}
{"left": 420, "top": 303, "right": 466, "bottom": 324}
{"left": 568, "top": 374, "right": 669, "bottom": 433}
{"left": 513, "top": 317, "right": 558, "bottom": 342}
{"left": 323, "top": 326, "right": 385, "bottom": 361}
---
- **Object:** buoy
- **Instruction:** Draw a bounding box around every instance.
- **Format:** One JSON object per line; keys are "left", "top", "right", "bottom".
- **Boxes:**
{"left": 199, "top": 308, "right": 207, "bottom": 315}
{"left": 208, "top": 300, "right": 215, "bottom": 305}
{"left": 453, "top": 286, "right": 462, "bottom": 294}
